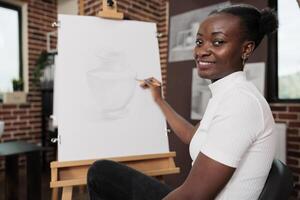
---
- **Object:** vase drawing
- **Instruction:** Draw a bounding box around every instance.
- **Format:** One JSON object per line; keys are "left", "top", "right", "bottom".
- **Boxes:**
{"left": 86, "top": 52, "right": 136, "bottom": 119}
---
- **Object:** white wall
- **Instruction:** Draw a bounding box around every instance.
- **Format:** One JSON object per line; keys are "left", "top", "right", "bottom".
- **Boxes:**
{"left": 275, "top": 123, "right": 287, "bottom": 164}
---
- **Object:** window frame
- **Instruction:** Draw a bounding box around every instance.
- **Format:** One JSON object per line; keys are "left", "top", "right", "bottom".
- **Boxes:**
{"left": 0, "top": 1, "right": 23, "bottom": 86}
{"left": 267, "top": 0, "right": 300, "bottom": 103}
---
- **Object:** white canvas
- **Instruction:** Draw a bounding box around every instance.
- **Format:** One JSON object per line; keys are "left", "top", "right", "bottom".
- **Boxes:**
{"left": 55, "top": 15, "right": 169, "bottom": 161}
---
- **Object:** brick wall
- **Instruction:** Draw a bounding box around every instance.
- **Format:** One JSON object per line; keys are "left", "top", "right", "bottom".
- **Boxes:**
{"left": 82, "top": 0, "right": 169, "bottom": 93}
{"left": 0, "top": 0, "right": 57, "bottom": 166}
{"left": 271, "top": 103, "right": 300, "bottom": 198}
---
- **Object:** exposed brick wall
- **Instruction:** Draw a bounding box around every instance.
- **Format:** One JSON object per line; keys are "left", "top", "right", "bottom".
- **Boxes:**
{"left": 0, "top": 103, "right": 40, "bottom": 142}
{"left": 81, "top": 0, "right": 169, "bottom": 94}
{"left": 271, "top": 103, "right": 300, "bottom": 198}
{"left": 0, "top": 0, "right": 57, "bottom": 166}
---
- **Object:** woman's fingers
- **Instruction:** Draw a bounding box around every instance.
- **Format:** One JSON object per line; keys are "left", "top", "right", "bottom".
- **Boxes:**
{"left": 138, "top": 77, "right": 163, "bottom": 102}
{"left": 145, "top": 77, "right": 161, "bottom": 87}
{"left": 136, "top": 79, "right": 148, "bottom": 88}
{"left": 140, "top": 81, "right": 149, "bottom": 88}
{"left": 150, "top": 77, "right": 161, "bottom": 85}
{"left": 138, "top": 77, "right": 161, "bottom": 88}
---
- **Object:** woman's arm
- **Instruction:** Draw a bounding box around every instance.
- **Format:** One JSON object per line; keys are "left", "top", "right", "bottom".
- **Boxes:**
{"left": 141, "top": 78, "right": 198, "bottom": 144}
{"left": 163, "top": 153, "right": 235, "bottom": 200}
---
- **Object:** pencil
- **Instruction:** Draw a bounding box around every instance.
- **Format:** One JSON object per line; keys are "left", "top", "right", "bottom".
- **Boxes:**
{"left": 135, "top": 78, "right": 161, "bottom": 87}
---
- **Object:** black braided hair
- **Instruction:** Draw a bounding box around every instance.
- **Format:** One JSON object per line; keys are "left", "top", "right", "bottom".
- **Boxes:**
{"left": 210, "top": 4, "right": 278, "bottom": 49}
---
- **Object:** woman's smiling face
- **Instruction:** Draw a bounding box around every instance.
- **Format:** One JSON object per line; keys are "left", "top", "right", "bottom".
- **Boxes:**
{"left": 194, "top": 13, "right": 247, "bottom": 82}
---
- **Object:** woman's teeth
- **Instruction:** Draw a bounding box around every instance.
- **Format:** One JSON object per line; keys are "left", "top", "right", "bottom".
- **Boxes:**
{"left": 198, "top": 61, "right": 215, "bottom": 65}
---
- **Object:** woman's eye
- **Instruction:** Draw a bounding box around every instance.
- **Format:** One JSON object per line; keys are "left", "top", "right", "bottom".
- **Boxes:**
{"left": 195, "top": 39, "right": 202, "bottom": 46}
{"left": 213, "top": 40, "right": 225, "bottom": 46}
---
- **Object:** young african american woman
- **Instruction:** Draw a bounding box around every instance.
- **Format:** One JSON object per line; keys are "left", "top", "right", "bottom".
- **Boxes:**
{"left": 87, "top": 4, "right": 278, "bottom": 200}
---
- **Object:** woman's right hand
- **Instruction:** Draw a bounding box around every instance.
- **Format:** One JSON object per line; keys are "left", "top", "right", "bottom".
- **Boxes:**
{"left": 139, "top": 77, "right": 196, "bottom": 144}
{"left": 139, "top": 77, "right": 163, "bottom": 103}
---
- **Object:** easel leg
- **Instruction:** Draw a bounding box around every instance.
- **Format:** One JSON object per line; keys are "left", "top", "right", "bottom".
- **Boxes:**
{"left": 52, "top": 188, "right": 59, "bottom": 200}
{"left": 79, "top": 185, "right": 85, "bottom": 194}
{"left": 62, "top": 186, "right": 73, "bottom": 200}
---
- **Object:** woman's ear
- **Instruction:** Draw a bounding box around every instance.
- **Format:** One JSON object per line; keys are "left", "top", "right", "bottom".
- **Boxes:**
{"left": 242, "top": 41, "right": 255, "bottom": 59}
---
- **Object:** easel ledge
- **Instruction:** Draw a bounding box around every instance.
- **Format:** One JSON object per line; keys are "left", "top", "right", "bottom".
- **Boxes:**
{"left": 51, "top": 152, "right": 180, "bottom": 200}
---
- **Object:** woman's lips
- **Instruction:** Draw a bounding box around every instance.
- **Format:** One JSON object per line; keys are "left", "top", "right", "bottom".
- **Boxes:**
{"left": 196, "top": 60, "right": 216, "bottom": 70}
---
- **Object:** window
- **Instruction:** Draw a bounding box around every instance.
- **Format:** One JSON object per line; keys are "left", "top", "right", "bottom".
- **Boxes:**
{"left": 0, "top": 1, "right": 22, "bottom": 93}
{"left": 267, "top": 0, "right": 300, "bottom": 102}
{"left": 277, "top": 0, "right": 300, "bottom": 100}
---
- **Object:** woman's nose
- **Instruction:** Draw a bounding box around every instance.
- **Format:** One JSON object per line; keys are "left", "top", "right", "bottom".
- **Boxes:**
{"left": 194, "top": 45, "right": 211, "bottom": 58}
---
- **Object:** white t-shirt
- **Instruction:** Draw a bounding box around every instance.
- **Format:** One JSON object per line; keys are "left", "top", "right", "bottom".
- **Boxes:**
{"left": 189, "top": 71, "right": 276, "bottom": 200}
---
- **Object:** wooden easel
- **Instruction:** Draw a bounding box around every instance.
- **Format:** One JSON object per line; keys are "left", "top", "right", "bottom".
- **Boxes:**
{"left": 51, "top": 152, "right": 179, "bottom": 200}
{"left": 51, "top": 1, "right": 179, "bottom": 200}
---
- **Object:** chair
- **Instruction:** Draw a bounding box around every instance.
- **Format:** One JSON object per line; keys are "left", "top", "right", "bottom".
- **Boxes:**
{"left": 258, "top": 159, "right": 294, "bottom": 200}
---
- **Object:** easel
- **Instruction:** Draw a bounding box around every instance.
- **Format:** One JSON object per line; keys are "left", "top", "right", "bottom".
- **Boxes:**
{"left": 51, "top": 152, "right": 179, "bottom": 200}
{"left": 50, "top": 1, "right": 179, "bottom": 199}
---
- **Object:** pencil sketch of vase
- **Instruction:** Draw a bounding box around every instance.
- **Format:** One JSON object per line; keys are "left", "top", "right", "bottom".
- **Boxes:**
{"left": 86, "top": 52, "right": 137, "bottom": 120}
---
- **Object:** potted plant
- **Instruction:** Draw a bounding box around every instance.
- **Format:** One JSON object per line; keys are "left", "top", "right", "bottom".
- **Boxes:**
{"left": 12, "top": 78, "right": 24, "bottom": 91}
{"left": 34, "top": 50, "right": 53, "bottom": 85}
{"left": 3, "top": 78, "right": 26, "bottom": 104}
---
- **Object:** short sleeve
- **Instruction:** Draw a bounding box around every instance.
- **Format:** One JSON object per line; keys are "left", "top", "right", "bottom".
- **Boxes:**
{"left": 200, "top": 90, "right": 264, "bottom": 168}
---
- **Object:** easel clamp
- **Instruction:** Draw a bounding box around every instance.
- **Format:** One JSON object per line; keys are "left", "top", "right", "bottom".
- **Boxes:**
{"left": 98, "top": 0, "right": 124, "bottom": 20}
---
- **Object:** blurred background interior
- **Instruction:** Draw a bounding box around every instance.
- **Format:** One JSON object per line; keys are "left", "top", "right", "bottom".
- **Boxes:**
{"left": 0, "top": 0, "right": 299, "bottom": 199}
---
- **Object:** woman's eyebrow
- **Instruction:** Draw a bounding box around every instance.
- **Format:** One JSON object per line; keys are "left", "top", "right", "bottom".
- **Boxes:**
{"left": 212, "top": 31, "right": 228, "bottom": 36}
{"left": 197, "top": 32, "right": 228, "bottom": 37}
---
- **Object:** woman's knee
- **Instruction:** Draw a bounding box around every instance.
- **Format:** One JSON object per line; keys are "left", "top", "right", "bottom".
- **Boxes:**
{"left": 87, "top": 160, "right": 117, "bottom": 185}
{"left": 90, "top": 160, "right": 118, "bottom": 172}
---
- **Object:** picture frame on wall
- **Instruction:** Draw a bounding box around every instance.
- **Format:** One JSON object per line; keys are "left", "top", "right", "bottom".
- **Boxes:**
{"left": 244, "top": 62, "right": 266, "bottom": 96}
{"left": 190, "top": 68, "right": 211, "bottom": 120}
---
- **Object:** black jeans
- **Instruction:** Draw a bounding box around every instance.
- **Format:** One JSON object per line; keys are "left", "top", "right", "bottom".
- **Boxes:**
{"left": 87, "top": 160, "right": 172, "bottom": 200}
